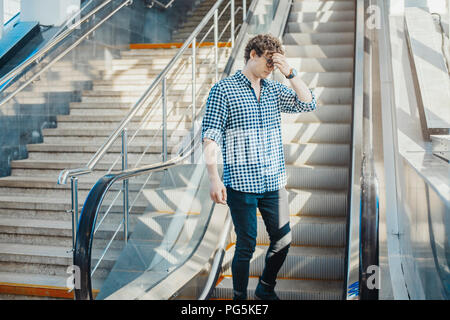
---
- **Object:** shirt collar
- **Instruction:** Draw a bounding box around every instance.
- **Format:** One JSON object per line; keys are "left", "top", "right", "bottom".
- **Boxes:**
{"left": 235, "top": 70, "right": 268, "bottom": 87}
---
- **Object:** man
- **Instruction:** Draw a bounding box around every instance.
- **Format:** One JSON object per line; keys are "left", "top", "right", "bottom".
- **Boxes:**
{"left": 201, "top": 34, "right": 317, "bottom": 300}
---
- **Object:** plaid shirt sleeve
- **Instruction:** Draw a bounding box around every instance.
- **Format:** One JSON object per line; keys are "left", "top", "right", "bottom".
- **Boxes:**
{"left": 201, "top": 82, "right": 228, "bottom": 146}
{"left": 277, "top": 82, "right": 317, "bottom": 113}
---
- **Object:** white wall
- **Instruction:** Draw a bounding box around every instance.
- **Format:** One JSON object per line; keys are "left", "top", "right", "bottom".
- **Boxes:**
{"left": 3, "top": 0, "right": 20, "bottom": 21}
{"left": 390, "top": 0, "right": 448, "bottom": 16}
{"left": 0, "top": 0, "right": 4, "bottom": 39}
{"left": 20, "top": 0, "right": 80, "bottom": 26}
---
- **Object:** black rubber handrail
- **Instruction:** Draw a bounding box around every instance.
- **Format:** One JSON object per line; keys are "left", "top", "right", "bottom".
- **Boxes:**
{"left": 74, "top": 139, "right": 196, "bottom": 300}
{"left": 359, "top": 154, "right": 380, "bottom": 300}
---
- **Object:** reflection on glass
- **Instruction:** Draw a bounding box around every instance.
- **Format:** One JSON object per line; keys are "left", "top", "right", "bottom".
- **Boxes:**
{"left": 91, "top": 162, "right": 214, "bottom": 299}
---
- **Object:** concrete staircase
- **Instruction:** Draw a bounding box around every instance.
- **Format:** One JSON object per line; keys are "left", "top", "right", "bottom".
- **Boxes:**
{"left": 0, "top": 13, "right": 232, "bottom": 299}
{"left": 212, "top": 0, "right": 354, "bottom": 300}
{"left": 172, "top": 0, "right": 244, "bottom": 43}
{"left": 0, "top": 0, "right": 355, "bottom": 300}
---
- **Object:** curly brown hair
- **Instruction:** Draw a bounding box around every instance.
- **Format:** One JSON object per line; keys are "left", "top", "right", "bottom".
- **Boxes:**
{"left": 244, "top": 34, "right": 284, "bottom": 63}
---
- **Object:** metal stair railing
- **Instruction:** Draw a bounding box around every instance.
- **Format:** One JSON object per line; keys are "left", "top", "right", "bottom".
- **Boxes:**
{"left": 0, "top": 0, "right": 133, "bottom": 251}
{"left": 72, "top": 0, "right": 254, "bottom": 300}
{"left": 0, "top": 0, "right": 132, "bottom": 101}
{"left": 344, "top": 0, "right": 380, "bottom": 301}
{"left": 147, "top": 0, "right": 176, "bottom": 9}
{"left": 58, "top": 0, "right": 246, "bottom": 258}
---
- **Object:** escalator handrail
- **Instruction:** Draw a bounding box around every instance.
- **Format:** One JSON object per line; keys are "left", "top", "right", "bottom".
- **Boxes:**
{"left": 58, "top": 0, "right": 235, "bottom": 186}
{"left": 343, "top": 0, "right": 364, "bottom": 300}
{"left": 0, "top": 0, "right": 130, "bottom": 103}
{"left": 74, "top": 129, "right": 199, "bottom": 300}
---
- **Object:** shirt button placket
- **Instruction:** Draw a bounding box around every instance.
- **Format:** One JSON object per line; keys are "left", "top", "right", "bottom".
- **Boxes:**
{"left": 259, "top": 87, "right": 268, "bottom": 192}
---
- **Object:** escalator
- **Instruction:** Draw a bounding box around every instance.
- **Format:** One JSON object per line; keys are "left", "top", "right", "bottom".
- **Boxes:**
{"left": 72, "top": 0, "right": 371, "bottom": 300}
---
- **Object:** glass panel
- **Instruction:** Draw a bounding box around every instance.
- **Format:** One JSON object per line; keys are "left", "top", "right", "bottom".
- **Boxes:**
{"left": 3, "top": 0, "right": 20, "bottom": 23}
{"left": 247, "top": 0, "right": 280, "bottom": 34}
{"left": 91, "top": 162, "right": 214, "bottom": 299}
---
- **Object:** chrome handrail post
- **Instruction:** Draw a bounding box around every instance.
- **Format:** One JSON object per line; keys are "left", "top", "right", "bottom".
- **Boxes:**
{"left": 71, "top": 177, "right": 79, "bottom": 250}
{"left": 214, "top": 8, "right": 219, "bottom": 82}
{"left": 122, "top": 128, "right": 129, "bottom": 244}
{"left": 231, "top": 0, "right": 235, "bottom": 48}
{"left": 243, "top": 0, "right": 246, "bottom": 22}
{"left": 191, "top": 37, "right": 197, "bottom": 164}
{"left": 162, "top": 77, "right": 168, "bottom": 162}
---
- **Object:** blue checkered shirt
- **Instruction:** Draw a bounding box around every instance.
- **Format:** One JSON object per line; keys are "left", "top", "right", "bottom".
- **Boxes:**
{"left": 201, "top": 70, "right": 317, "bottom": 193}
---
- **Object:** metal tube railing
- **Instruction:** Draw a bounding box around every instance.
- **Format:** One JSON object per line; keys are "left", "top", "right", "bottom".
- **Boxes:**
{"left": 214, "top": 9, "right": 219, "bottom": 82}
{"left": 0, "top": 0, "right": 132, "bottom": 106}
{"left": 58, "top": 0, "right": 240, "bottom": 185}
{"left": 162, "top": 77, "right": 168, "bottom": 162}
{"left": 344, "top": 0, "right": 364, "bottom": 300}
{"left": 59, "top": 0, "right": 245, "bottom": 254}
{"left": 122, "top": 129, "right": 129, "bottom": 244}
{"left": 149, "top": 0, "right": 175, "bottom": 9}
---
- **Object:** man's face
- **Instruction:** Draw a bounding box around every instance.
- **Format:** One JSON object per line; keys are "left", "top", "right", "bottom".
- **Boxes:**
{"left": 249, "top": 49, "right": 275, "bottom": 78}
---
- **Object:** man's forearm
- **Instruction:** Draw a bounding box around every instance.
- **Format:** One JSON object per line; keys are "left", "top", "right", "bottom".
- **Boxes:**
{"left": 271, "top": 52, "right": 313, "bottom": 103}
{"left": 288, "top": 75, "right": 313, "bottom": 103}
{"left": 203, "top": 138, "right": 221, "bottom": 182}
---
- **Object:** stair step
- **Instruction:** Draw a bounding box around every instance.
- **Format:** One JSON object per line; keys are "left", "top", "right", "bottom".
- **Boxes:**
{"left": 54, "top": 56, "right": 225, "bottom": 67}
{"left": 0, "top": 272, "right": 75, "bottom": 299}
{"left": 284, "top": 44, "right": 353, "bottom": 58}
{"left": 283, "top": 142, "right": 350, "bottom": 166}
{"left": 51, "top": 58, "right": 227, "bottom": 70}
{"left": 286, "top": 21, "right": 355, "bottom": 33}
{"left": 213, "top": 277, "right": 343, "bottom": 300}
{"left": 9, "top": 156, "right": 175, "bottom": 176}
{"left": 80, "top": 94, "right": 208, "bottom": 104}
{"left": 274, "top": 71, "right": 352, "bottom": 87}
{"left": 42, "top": 132, "right": 185, "bottom": 145}
{"left": 23, "top": 82, "right": 93, "bottom": 92}
{"left": 67, "top": 101, "right": 195, "bottom": 109}
{"left": 284, "top": 188, "right": 347, "bottom": 217}
{"left": 281, "top": 123, "right": 351, "bottom": 144}
{"left": 42, "top": 128, "right": 189, "bottom": 137}
{"left": 222, "top": 245, "right": 344, "bottom": 280}
{"left": 0, "top": 175, "right": 160, "bottom": 197}
{"left": 281, "top": 103, "right": 352, "bottom": 122}
{"left": 120, "top": 47, "right": 231, "bottom": 56}
{"left": 92, "top": 80, "right": 214, "bottom": 92}
{"left": 91, "top": 77, "right": 213, "bottom": 86}
{"left": 66, "top": 107, "right": 196, "bottom": 117}
{"left": 286, "top": 165, "right": 348, "bottom": 189}
{"left": 80, "top": 87, "right": 209, "bottom": 97}
{"left": 291, "top": 1, "right": 354, "bottom": 12}
{"left": 229, "top": 215, "right": 347, "bottom": 247}
{"left": 0, "top": 195, "right": 148, "bottom": 221}
{"left": 55, "top": 114, "right": 199, "bottom": 123}
{"left": 0, "top": 219, "right": 128, "bottom": 245}
{"left": 285, "top": 57, "right": 353, "bottom": 72}
{"left": 288, "top": 10, "right": 355, "bottom": 23}
{"left": 91, "top": 71, "right": 219, "bottom": 81}
{"left": 25, "top": 148, "right": 164, "bottom": 161}
{"left": 26, "top": 142, "right": 179, "bottom": 154}
{"left": 283, "top": 32, "right": 354, "bottom": 45}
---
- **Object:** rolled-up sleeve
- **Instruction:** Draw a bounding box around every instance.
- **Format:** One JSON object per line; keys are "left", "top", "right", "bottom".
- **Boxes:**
{"left": 201, "top": 83, "right": 228, "bottom": 146}
{"left": 278, "top": 83, "right": 317, "bottom": 113}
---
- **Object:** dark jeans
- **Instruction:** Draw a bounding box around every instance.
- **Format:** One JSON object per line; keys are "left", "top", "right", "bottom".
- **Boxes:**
{"left": 226, "top": 186, "right": 291, "bottom": 295}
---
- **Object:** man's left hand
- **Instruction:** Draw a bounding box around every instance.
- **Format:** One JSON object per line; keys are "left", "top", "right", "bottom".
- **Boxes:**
{"left": 272, "top": 53, "right": 291, "bottom": 77}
